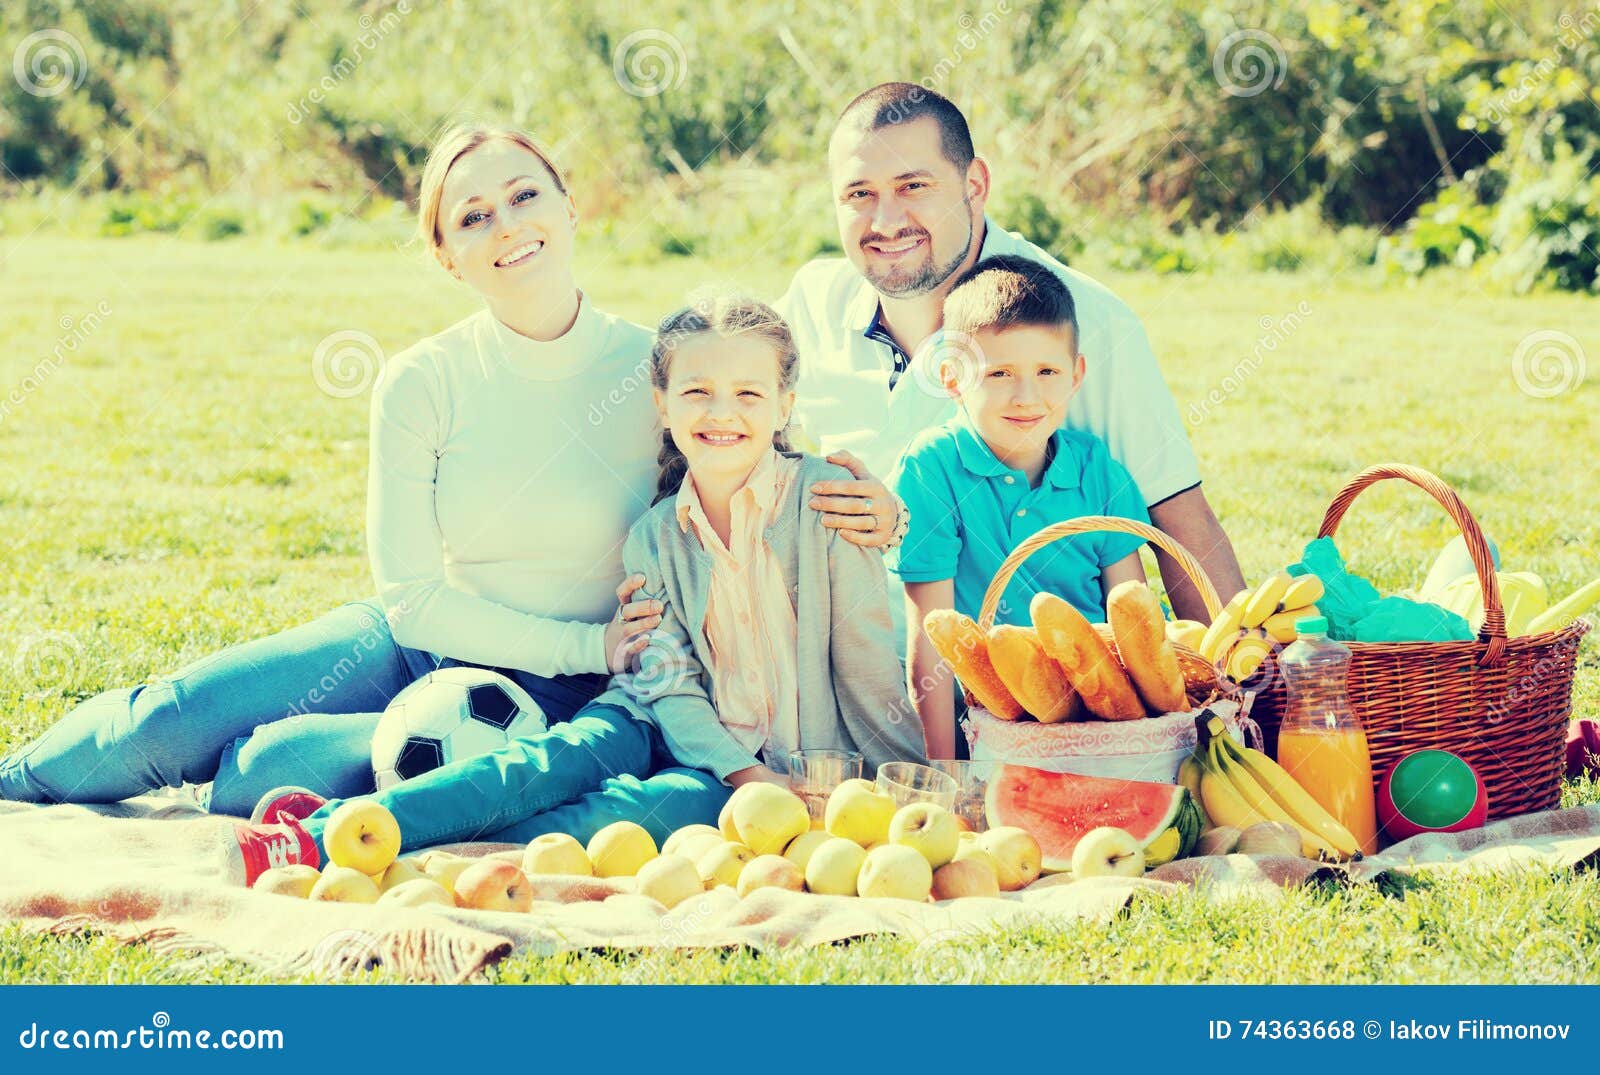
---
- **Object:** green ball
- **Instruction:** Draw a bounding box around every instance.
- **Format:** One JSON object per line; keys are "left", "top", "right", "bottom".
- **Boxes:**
{"left": 1389, "top": 749, "right": 1478, "bottom": 829}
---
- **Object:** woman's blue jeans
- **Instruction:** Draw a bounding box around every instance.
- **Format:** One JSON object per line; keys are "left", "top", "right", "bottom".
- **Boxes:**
{"left": 0, "top": 599, "right": 728, "bottom": 850}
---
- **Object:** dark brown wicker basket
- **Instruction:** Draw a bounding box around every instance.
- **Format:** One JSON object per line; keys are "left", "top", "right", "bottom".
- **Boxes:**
{"left": 1247, "top": 464, "right": 1589, "bottom": 820}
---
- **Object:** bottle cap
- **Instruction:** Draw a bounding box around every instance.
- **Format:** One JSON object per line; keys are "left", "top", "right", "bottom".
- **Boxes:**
{"left": 1295, "top": 615, "right": 1329, "bottom": 635}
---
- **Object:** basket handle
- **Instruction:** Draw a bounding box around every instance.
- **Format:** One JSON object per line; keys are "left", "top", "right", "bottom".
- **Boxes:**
{"left": 1316, "top": 463, "right": 1507, "bottom": 666}
{"left": 976, "top": 516, "right": 1224, "bottom": 630}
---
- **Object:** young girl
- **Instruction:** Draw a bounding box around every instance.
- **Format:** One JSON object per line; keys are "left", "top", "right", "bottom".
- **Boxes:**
{"left": 590, "top": 295, "right": 930, "bottom": 786}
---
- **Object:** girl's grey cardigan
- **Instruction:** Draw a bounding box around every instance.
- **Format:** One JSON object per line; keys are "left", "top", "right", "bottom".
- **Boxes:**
{"left": 591, "top": 452, "right": 929, "bottom": 781}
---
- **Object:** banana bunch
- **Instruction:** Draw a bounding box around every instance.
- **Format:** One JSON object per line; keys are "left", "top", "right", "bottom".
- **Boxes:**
{"left": 1197, "top": 572, "right": 1325, "bottom": 681}
{"left": 1191, "top": 715, "right": 1361, "bottom": 861}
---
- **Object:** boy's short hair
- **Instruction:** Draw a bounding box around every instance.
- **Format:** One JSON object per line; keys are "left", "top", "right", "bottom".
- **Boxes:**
{"left": 942, "top": 254, "right": 1078, "bottom": 340}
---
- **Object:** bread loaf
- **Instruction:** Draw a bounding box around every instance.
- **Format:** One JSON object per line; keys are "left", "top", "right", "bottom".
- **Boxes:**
{"left": 987, "top": 625, "right": 1082, "bottom": 723}
{"left": 923, "top": 609, "right": 1026, "bottom": 720}
{"left": 1029, "top": 592, "right": 1145, "bottom": 721}
{"left": 1106, "top": 580, "right": 1187, "bottom": 714}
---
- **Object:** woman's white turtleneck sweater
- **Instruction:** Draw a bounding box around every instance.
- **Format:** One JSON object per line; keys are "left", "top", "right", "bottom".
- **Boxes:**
{"left": 366, "top": 294, "right": 659, "bottom": 676}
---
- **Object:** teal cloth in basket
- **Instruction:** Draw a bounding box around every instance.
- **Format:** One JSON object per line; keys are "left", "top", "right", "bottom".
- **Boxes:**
{"left": 1289, "top": 537, "right": 1473, "bottom": 643}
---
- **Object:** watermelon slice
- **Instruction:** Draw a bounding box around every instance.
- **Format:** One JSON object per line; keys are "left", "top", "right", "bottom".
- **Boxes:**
{"left": 985, "top": 765, "right": 1202, "bottom": 873}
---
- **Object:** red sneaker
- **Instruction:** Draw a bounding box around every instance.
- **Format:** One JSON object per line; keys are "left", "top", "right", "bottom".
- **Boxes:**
{"left": 250, "top": 785, "right": 328, "bottom": 825}
{"left": 230, "top": 812, "right": 320, "bottom": 887}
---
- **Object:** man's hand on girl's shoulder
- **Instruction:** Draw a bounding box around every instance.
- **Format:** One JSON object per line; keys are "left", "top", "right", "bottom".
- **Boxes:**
{"left": 809, "top": 450, "right": 903, "bottom": 549}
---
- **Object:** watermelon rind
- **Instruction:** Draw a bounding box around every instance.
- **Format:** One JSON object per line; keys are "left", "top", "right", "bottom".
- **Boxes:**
{"left": 985, "top": 764, "right": 1191, "bottom": 872}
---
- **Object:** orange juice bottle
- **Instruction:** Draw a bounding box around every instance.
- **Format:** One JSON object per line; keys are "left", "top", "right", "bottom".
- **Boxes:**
{"left": 1274, "top": 616, "right": 1379, "bottom": 854}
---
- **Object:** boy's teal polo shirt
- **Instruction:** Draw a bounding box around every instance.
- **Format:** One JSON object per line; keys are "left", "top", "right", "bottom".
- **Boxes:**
{"left": 889, "top": 414, "right": 1150, "bottom": 625}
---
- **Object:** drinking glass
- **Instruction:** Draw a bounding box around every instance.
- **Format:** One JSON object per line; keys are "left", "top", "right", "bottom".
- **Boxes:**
{"left": 928, "top": 759, "right": 989, "bottom": 832}
{"left": 875, "top": 761, "right": 959, "bottom": 810}
{"left": 788, "top": 749, "right": 864, "bottom": 825}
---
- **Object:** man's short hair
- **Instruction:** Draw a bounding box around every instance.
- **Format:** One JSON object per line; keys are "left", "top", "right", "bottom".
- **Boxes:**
{"left": 835, "top": 82, "right": 975, "bottom": 173}
{"left": 943, "top": 255, "right": 1078, "bottom": 339}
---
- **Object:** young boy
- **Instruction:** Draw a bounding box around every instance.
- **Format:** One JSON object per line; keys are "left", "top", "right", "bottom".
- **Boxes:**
{"left": 890, "top": 255, "right": 1150, "bottom": 757}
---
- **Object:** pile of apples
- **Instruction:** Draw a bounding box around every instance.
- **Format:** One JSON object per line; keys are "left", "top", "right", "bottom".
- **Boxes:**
{"left": 616, "top": 778, "right": 1048, "bottom": 906}
{"left": 251, "top": 782, "right": 1050, "bottom": 915}
{"left": 251, "top": 800, "right": 473, "bottom": 908}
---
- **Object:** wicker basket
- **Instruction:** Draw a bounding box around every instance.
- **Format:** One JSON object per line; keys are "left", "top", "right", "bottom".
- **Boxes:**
{"left": 959, "top": 516, "right": 1240, "bottom": 776}
{"left": 1247, "top": 464, "right": 1590, "bottom": 820}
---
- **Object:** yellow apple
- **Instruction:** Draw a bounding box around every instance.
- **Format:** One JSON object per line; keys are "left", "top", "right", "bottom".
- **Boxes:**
{"left": 661, "top": 823, "right": 722, "bottom": 856}
{"left": 979, "top": 826, "right": 1043, "bottom": 891}
{"left": 378, "top": 878, "right": 454, "bottom": 907}
{"left": 857, "top": 844, "right": 933, "bottom": 901}
{"left": 674, "top": 832, "right": 727, "bottom": 864}
{"left": 931, "top": 858, "right": 1001, "bottom": 900}
{"left": 521, "top": 832, "right": 594, "bottom": 877}
{"left": 696, "top": 842, "right": 755, "bottom": 888}
{"left": 736, "top": 854, "right": 805, "bottom": 898}
{"left": 377, "top": 857, "right": 429, "bottom": 893}
{"left": 586, "top": 821, "right": 658, "bottom": 878}
{"left": 254, "top": 864, "right": 320, "bottom": 898}
{"left": 1070, "top": 826, "right": 1145, "bottom": 879}
{"left": 718, "top": 783, "right": 765, "bottom": 843}
{"left": 952, "top": 839, "right": 1003, "bottom": 878}
{"left": 322, "top": 800, "right": 402, "bottom": 876}
{"left": 309, "top": 864, "right": 381, "bottom": 904}
{"left": 419, "top": 853, "right": 474, "bottom": 896}
{"left": 802, "top": 837, "right": 867, "bottom": 896}
{"left": 782, "top": 829, "right": 833, "bottom": 872}
{"left": 824, "top": 778, "right": 896, "bottom": 847}
{"left": 635, "top": 854, "right": 704, "bottom": 910}
{"left": 888, "top": 802, "right": 960, "bottom": 868}
{"left": 730, "top": 784, "right": 811, "bottom": 856}
{"left": 453, "top": 858, "right": 534, "bottom": 913}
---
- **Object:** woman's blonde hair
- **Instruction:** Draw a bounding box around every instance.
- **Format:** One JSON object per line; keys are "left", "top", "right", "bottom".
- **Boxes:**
{"left": 416, "top": 122, "right": 569, "bottom": 267}
{"left": 650, "top": 292, "right": 801, "bottom": 505}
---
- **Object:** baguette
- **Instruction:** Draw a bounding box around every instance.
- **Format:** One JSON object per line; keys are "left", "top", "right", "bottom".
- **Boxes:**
{"left": 987, "top": 625, "right": 1082, "bottom": 723}
{"left": 923, "top": 609, "right": 1026, "bottom": 720}
{"left": 1106, "top": 581, "right": 1187, "bottom": 714}
{"left": 1029, "top": 592, "right": 1146, "bottom": 721}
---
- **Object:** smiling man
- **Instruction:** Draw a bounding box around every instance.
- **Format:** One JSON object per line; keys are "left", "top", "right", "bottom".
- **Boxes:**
{"left": 776, "top": 82, "right": 1244, "bottom": 625}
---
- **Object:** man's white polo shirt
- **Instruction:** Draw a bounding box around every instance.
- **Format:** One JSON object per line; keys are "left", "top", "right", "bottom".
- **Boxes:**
{"left": 774, "top": 216, "right": 1202, "bottom": 507}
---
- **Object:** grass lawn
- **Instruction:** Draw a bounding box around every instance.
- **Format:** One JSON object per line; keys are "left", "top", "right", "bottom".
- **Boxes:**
{"left": 1, "top": 236, "right": 1597, "bottom": 984}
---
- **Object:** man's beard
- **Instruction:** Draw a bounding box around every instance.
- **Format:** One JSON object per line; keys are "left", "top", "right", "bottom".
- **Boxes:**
{"left": 862, "top": 203, "right": 973, "bottom": 298}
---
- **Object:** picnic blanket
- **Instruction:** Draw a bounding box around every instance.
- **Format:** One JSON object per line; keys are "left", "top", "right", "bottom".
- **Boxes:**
{"left": 2, "top": 791, "right": 1598, "bottom": 983}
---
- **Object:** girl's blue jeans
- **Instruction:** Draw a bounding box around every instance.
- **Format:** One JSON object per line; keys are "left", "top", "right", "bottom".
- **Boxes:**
{"left": 0, "top": 599, "right": 728, "bottom": 851}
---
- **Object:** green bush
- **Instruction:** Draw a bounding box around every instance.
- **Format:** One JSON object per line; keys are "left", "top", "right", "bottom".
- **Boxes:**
{"left": 1488, "top": 141, "right": 1600, "bottom": 293}
{"left": 1383, "top": 143, "right": 1600, "bottom": 293}
{"left": 1380, "top": 184, "right": 1493, "bottom": 277}
{"left": 4, "top": 0, "right": 1595, "bottom": 289}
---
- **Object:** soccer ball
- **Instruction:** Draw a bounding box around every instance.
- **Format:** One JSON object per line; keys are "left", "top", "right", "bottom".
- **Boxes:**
{"left": 371, "top": 667, "right": 547, "bottom": 790}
